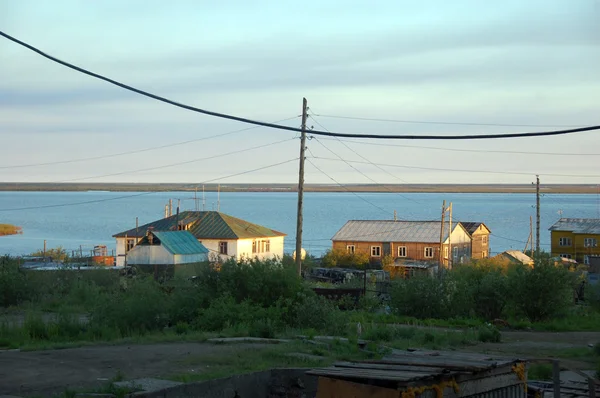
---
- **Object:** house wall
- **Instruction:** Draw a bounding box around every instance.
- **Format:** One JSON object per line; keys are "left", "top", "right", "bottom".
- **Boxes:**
{"left": 115, "top": 237, "right": 141, "bottom": 266}
{"left": 332, "top": 241, "right": 442, "bottom": 263}
{"left": 551, "top": 231, "right": 600, "bottom": 263}
{"left": 117, "top": 235, "right": 285, "bottom": 265}
{"left": 127, "top": 245, "right": 174, "bottom": 265}
{"left": 173, "top": 253, "right": 209, "bottom": 264}
{"left": 471, "top": 225, "right": 490, "bottom": 259}
{"left": 445, "top": 226, "right": 472, "bottom": 266}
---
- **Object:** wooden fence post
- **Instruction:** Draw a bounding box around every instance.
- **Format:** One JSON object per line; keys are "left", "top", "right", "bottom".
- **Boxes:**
{"left": 553, "top": 360, "right": 561, "bottom": 398}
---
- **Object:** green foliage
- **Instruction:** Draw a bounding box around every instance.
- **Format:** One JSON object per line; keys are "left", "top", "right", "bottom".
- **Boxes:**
{"left": 31, "top": 246, "right": 68, "bottom": 262}
{"left": 477, "top": 325, "right": 501, "bottom": 343}
{"left": 0, "top": 223, "right": 21, "bottom": 236}
{"left": 389, "top": 274, "right": 453, "bottom": 319}
{"left": 0, "top": 256, "right": 29, "bottom": 307}
{"left": 507, "top": 262, "right": 574, "bottom": 321}
{"left": 321, "top": 248, "right": 370, "bottom": 269}
{"left": 587, "top": 282, "right": 600, "bottom": 312}
{"left": 528, "top": 363, "right": 553, "bottom": 381}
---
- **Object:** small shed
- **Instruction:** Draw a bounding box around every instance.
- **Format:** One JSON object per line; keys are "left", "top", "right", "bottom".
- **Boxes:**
{"left": 308, "top": 349, "right": 527, "bottom": 397}
{"left": 126, "top": 231, "right": 208, "bottom": 265}
{"left": 494, "top": 250, "right": 534, "bottom": 267}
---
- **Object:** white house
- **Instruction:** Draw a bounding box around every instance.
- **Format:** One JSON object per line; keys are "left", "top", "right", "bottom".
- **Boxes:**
{"left": 113, "top": 211, "right": 286, "bottom": 266}
{"left": 126, "top": 230, "right": 208, "bottom": 265}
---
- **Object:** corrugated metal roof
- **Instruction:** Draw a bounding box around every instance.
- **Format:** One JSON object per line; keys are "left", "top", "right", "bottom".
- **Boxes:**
{"left": 331, "top": 220, "right": 453, "bottom": 243}
{"left": 150, "top": 231, "right": 208, "bottom": 255}
{"left": 548, "top": 218, "right": 600, "bottom": 234}
{"left": 113, "top": 211, "right": 286, "bottom": 239}
{"left": 501, "top": 250, "right": 534, "bottom": 265}
{"left": 460, "top": 222, "right": 491, "bottom": 235}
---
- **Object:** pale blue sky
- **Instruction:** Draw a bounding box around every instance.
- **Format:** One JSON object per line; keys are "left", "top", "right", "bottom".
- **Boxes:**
{"left": 1, "top": 0, "right": 599, "bottom": 184}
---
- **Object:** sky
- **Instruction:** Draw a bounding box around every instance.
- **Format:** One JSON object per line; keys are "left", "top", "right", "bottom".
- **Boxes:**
{"left": 1, "top": 0, "right": 599, "bottom": 185}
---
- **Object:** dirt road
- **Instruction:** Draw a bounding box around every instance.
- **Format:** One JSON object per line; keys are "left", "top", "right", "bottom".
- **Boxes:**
{"left": 1, "top": 330, "right": 598, "bottom": 397}
{"left": 0, "top": 342, "right": 266, "bottom": 397}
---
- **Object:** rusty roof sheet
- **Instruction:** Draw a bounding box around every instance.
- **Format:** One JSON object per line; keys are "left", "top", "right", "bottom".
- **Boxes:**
{"left": 331, "top": 220, "right": 452, "bottom": 243}
{"left": 549, "top": 218, "right": 600, "bottom": 234}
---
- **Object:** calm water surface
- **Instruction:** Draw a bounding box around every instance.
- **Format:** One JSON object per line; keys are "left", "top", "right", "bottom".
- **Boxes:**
{"left": 0, "top": 191, "right": 598, "bottom": 257}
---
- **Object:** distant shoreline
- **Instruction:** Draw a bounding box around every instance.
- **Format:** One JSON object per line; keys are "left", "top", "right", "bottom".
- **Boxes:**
{"left": 0, "top": 183, "right": 598, "bottom": 194}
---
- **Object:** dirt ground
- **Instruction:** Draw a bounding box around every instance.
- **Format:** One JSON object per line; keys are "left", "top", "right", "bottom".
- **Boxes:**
{"left": 1, "top": 330, "right": 598, "bottom": 397}
{"left": 0, "top": 342, "right": 268, "bottom": 397}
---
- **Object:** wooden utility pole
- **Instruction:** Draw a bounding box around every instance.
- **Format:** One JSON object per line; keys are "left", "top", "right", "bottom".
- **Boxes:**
{"left": 536, "top": 175, "right": 540, "bottom": 257}
{"left": 448, "top": 202, "right": 453, "bottom": 269}
{"left": 295, "top": 97, "right": 308, "bottom": 277}
{"left": 439, "top": 200, "right": 446, "bottom": 267}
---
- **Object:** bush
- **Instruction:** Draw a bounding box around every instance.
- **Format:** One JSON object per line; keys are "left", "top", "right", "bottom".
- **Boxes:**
{"left": 389, "top": 274, "right": 453, "bottom": 319}
{"left": 0, "top": 256, "right": 30, "bottom": 307}
{"left": 507, "top": 262, "right": 574, "bottom": 321}
{"left": 321, "top": 248, "right": 370, "bottom": 269}
{"left": 90, "top": 277, "right": 170, "bottom": 335}
{"left": 477, "top": 325, "right": 501, "bottom": 343}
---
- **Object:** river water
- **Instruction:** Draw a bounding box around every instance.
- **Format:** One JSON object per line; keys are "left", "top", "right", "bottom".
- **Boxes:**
{"left": 0, "top": 191, "right": 598, "bottom": 257}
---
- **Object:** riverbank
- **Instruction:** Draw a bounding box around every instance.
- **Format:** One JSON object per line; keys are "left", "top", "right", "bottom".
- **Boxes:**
{"left": 0, "top": 182, "right": 598, "bottom": 194}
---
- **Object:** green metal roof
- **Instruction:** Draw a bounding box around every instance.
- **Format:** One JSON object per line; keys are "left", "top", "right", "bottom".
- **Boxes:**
{"left": 139, "top": 231, "right": 208, "bottom": 255}
{"left": 113, "top": 211, "right": 286, "bottom": 239}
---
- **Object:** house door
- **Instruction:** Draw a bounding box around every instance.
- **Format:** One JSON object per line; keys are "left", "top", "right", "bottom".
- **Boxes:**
{"left": 382, "top": 242, "right": 391, "bottom": 257}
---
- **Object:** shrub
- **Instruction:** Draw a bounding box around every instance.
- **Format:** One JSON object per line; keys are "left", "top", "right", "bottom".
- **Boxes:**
{"left": 477, "top": 325, "right": 501, "bottom": 343}
{"left": 0, "top": 256, "right": 30, "bottom": 307}
{"left": 507, "top": 262, "right": 574, "bottom": 321}
{"left": 389, "top": 274, "right": 452, "bottom": 319}
{"left": 321, "top": 248, "right": 370, "bottom": 269}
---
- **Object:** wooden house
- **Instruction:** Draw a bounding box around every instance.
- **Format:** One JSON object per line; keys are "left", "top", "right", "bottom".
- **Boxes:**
{"left": 460, "top": 222, "right": 491, "bottom": 259}
{"left": 493, "top": 250, "right": 534, "bottom": 267}
{"left": 549, "top": 218, "right": 600, "bottom": 265}
{"left": 113, "top": 211, "right": 286, "bottom": 266}
{"left": 331, "top": 220, "right": 472, "bottom": 267}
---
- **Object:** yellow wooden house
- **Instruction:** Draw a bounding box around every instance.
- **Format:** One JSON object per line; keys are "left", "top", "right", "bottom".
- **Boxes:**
{"left": 549, "top": 218, "right": 600, "bottom": 265}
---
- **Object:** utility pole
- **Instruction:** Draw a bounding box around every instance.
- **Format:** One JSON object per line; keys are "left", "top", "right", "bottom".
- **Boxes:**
{"left": 217, "top": 184, "right": 220, "bottom": 212}
{"left": 536, "top": 175, "right": 540, "bottom": 258}
{"left": 448, "top": 202, "right": 453, "bottom": 269}
{"left": 202, "top": 185, "right": 206, "bottom": 211}
{"left": 439, "top": 200, "right": 446, "bottom": 268}
{"left": 295, "top": 97, "right": 308, "bottom": 277}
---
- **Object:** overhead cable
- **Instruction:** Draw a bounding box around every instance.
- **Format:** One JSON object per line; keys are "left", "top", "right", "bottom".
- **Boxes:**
{"left": 2, "top": 30, "right": 599, "bottom": 141}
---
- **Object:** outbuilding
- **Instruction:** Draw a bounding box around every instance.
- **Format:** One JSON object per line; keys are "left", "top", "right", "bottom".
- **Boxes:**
{"left": 126, "top": 230, "right": 208, "bottom": 265}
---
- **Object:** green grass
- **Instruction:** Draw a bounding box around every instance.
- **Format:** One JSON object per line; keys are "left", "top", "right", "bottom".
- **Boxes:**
{"left": 168, "top": 339, "right": 375, "bottom": 383}
{"left": 528, "top": 363, "right": 553, "bottom": 381}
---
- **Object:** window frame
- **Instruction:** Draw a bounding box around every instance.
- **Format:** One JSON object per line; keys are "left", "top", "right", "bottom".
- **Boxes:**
{"left": 397, "top": 246, "right": 407, "bottom": 258}
{"left": 219, "top": 241, "right": 228, "bottom": 255}
{"left": 559, "top": 237, "right": 572, "bottom": 247}
{"left": 584, "top": 238, "right": 597, "bottom": 248}
{"left": 559, "top": 253, "right": 572, "bottom": 259}
{"left": 584, "top": 255, "right": 590, "bottom": 265}
{"left": 424, "top": 247, "right": 434, "bottom": 258}
{"left": 482, "top": 236, "right": 488, "bottom": 244}
{"left": 371, "top": 246, "right": 381, "bottom": 257}
{"left": 125, "top": 238, "right": 136, "bottom": 253}
{"left": 346, "top": 245, "right": 355, "bottom": 254}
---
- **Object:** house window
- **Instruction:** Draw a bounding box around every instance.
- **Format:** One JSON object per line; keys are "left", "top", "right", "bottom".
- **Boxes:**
{"left": 424, "top": 247, "right": 434, "bottom": 258}
{"left": 584, "top": 238, "right": 597, "bottom": 248}
{"left": 559, "top": 237, "right": 572, "bottom": 247}
{"left": 482, "top": 236, "right": 488, "bottom": 244}
{"left": 219, "top": 241, "right": 228, "bottom": 255}
{"left": 560, "top": 254, "right": 572, "bottom": 259}
{"left": 252, "top": 240, "right": 271, "bottom": 254}
{"left": 443, "top": 247, "right": 448, "bottom": 259}
{"left": 347, "top": 245, "right": 355, "bottom": 254}
{"left": 482, "top": 251, "right": 488, "bottom": 258}
{"left": 453, "top": 247, "right": 458, "bottom": 258}
{"left": 584, "top": 255, "right": 590, "bottom": 265}
{"left": 125, "top": 238, "right": 136, "bottom": 253}
{"left": 398, "top": 246, "right": 407, "bottom": 257}
{"left": 371, "top": 246, "right": 381, "bottom": 257}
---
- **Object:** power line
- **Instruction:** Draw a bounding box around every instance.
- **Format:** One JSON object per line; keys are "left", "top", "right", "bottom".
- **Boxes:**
{"left": 305, "top": 154, "right": 392, "bottom": 217}
{"left": 54, "top": 138, "right": 295, "bottom": 182}
{"left": 0, "top": 116, "right": 299, "bottom": 169}
{"left": 319, "top": 137, "right": 600, "bottom": 157}
{"left": 2, "top": 30, "right": 600, "bottom": 141}
{"left": 312, "top": 157, "right": 600, "bottom": 178}
{"left": 0, "top": 158, "right": 298, "bottom": 212}
{"left": 308, "top": 113, "right": 422, "bottom": 206}
{"left": 312, "top": 113, "right": 584, "bottom": 128}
